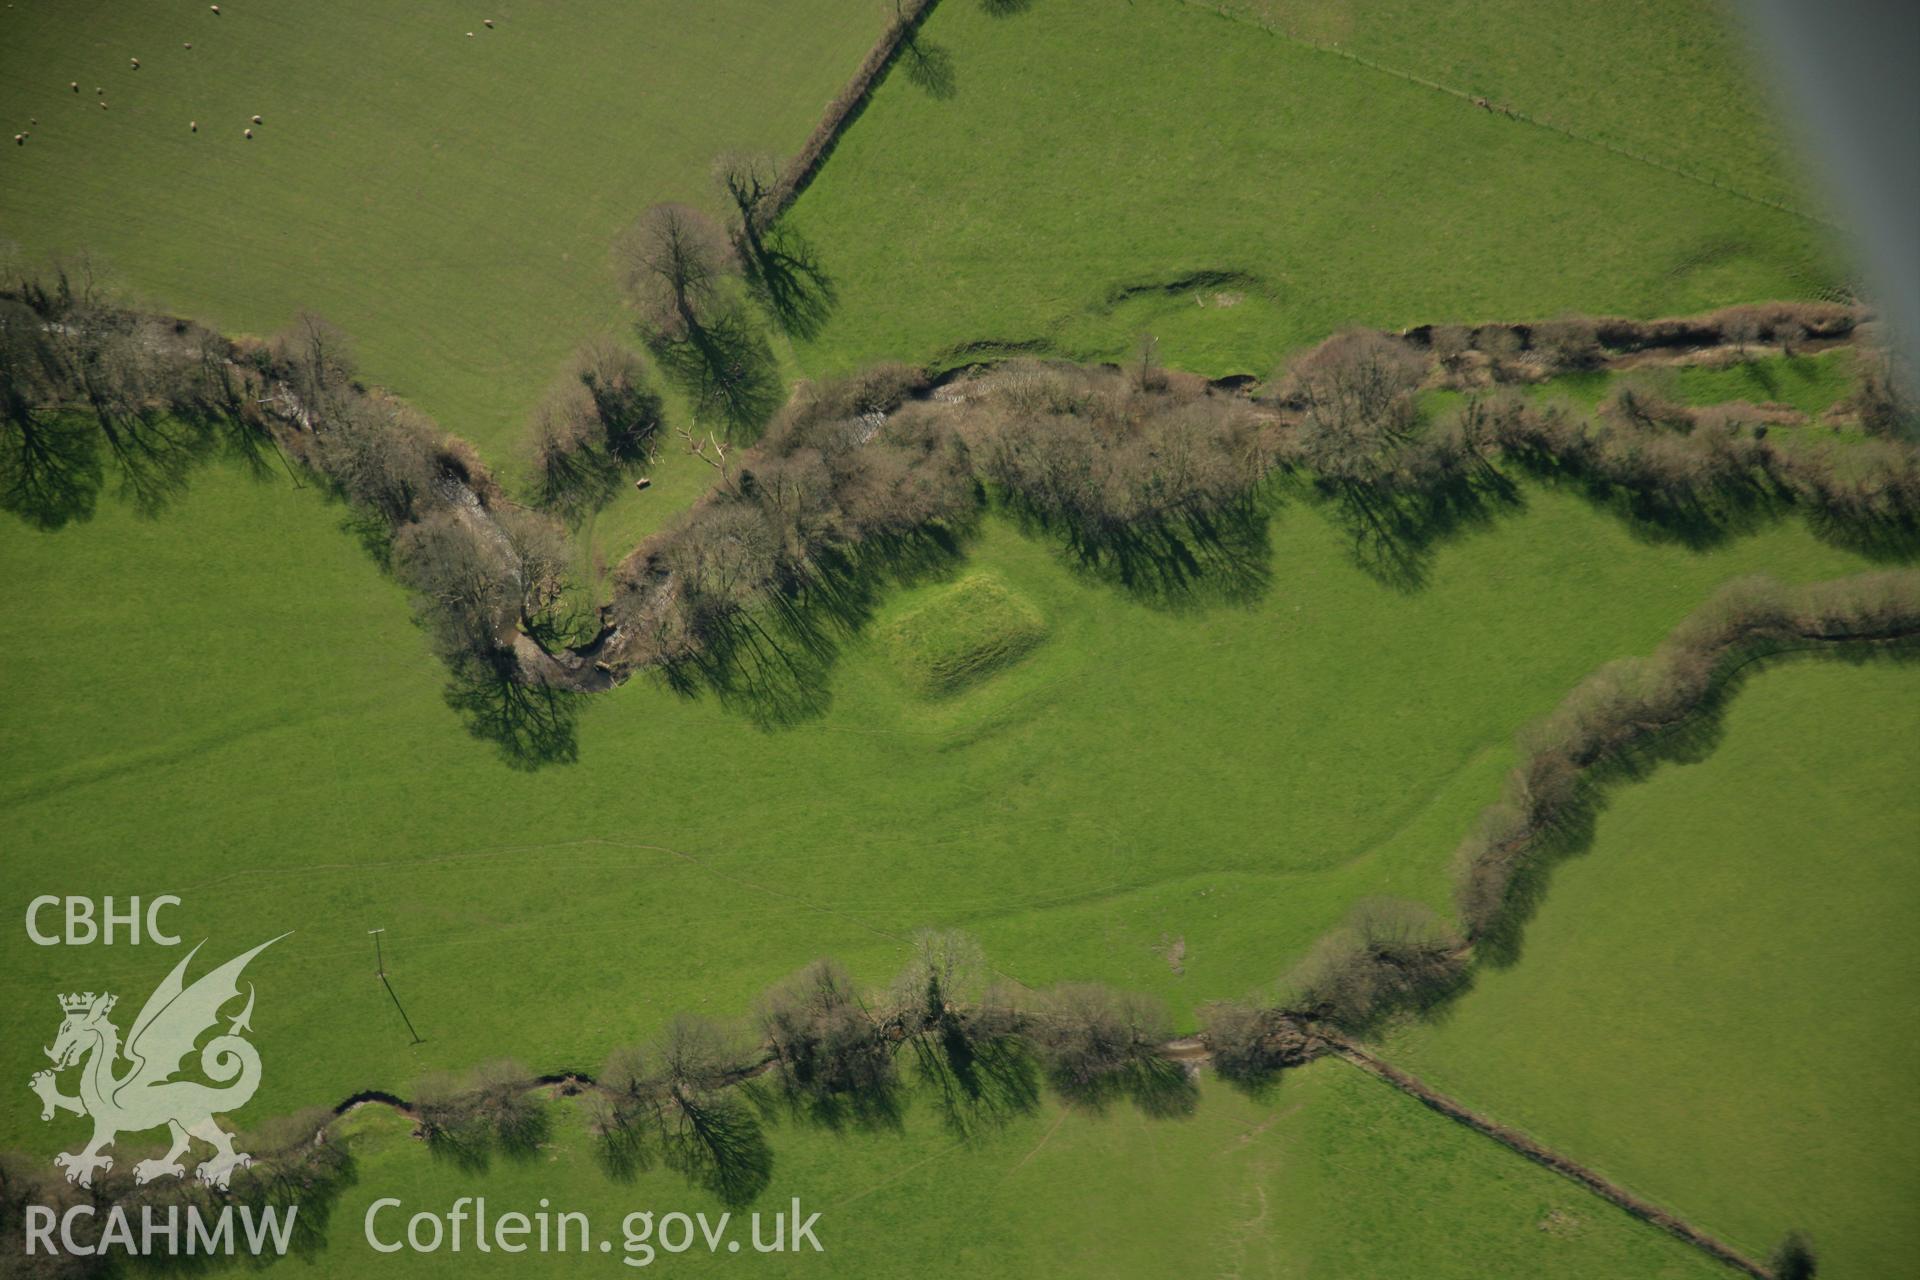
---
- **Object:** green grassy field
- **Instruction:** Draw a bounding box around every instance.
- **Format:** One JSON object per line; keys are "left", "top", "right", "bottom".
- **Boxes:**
{"left": 281, "top": 1063, "right": 1723, "bottom": 1277}
{"left": 777, "top": 0, "right": 1841, "bottom": 381}
{"left": 5, "top": 2, "right": 1912, "bottom": 1273}
{"left": 0, "top": 0, "right": 879, "bottom": 470}
{"left": 0, "top": 449, "right": 1882, "bottom": 1155}
{"left": 1380, "top": 659, "right": 1920, "bottom": 1279}
{"left": 879, "top": 572, "right": 1049, "bottom": 697}
{"left": 1204, "top": 0, "right": 1813, "bottom": 212}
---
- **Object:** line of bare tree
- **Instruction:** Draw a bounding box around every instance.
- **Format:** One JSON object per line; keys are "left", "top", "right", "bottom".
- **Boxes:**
{"left": 0, "top": 254, "right": 271, "bottom": 529}
{"left": 1415, "top": 300, "right": 1868, "bottom": 388}
{"left": 0, "top": 1105, "right": 352, "bottom": 1278}
{"left": 612, "top": 202, "right": 784, "bottom": 439}
{"left": 606, "top": 363, "right": 974, "bottom": 673}
{"left": 1453, "top": 571, "right": 1920, "bottom": 948}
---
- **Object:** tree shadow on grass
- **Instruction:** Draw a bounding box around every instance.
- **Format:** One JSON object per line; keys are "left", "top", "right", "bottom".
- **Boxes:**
{"left": 1803, "top": 500, "right": 1920, "bottom": 564}
{"left": 2, "top": 398, "right": 276, "bottom": 532}
{"left": 909, "top": 1026, "right": 1041, "bottom": 1140}
{"left": 899, "top": 35, "right": 957, "bottom": 99}
{"left": 1001, "top": 493, "right": 1274, "bottom": 611}
{"left": 444, "top": 658, "right": 585, "bottom": 770}
{"left": 647, "top": 307, "right": 784, "bottom": 443}
{"left": 1473, "top": 642, "right": 1920, "bottom": 972}
{"left": 1320, "top": 465, "right": 1523, "bottom": 593}
{"left": 661, "top": 523, "right": 970, "bottom": 729}
{"left": 533, "top": 436, "right": 628, "bottom": 527}
{"left": 1049, "top": 1057, "right": 1200, "bottom": 1120}
{"left": 744, "top": 224, "right": 838, "bottom": 342}
{"left": 660, "top": 1096, "right": 774, "bottom": 1209}
{"left": 225, "top": 1147, "right": 359, "bottom": 1264}
{"left": 0, "top": 413, "right": 102, "bottom": 529}
{"left": 1497, "top": 438, "right": 1794, "bottom": 555}
{"left": 422, "top": 1122, "right": 496, "bottom": 1174}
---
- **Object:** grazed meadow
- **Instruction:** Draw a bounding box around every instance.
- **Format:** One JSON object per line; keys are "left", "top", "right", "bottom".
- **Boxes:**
{"left": 0, "top": 455, "right": 1886, "bottom": 1151}
{"left": 0, "top": 0, "right": 884, "bottom": 562}
{"left": 2, "top": 0, "right": 1915, "bottom": 1275}
{"left": 1381, "top": 659, "right": 1920, "bottom": 1280}
{"left": 779, "top": 0, "right": 1844, "bottom": 379}
{"left": 301, "top": 1065, "right": 1724, "bottom": 1279}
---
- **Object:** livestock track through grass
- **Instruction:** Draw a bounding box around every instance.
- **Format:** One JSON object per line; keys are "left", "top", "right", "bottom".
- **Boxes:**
{"left": 0, "top": 449, "right": 1887, "bottom": 1145}
{"left": 779, "top": 0, "right": 1843, "bottom": 380}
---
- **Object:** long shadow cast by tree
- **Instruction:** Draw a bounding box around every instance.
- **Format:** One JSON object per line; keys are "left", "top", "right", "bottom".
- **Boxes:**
{"left": 899, "top": 33, "right": 957, "bottom": 99}
{"left": 1049, "top": 1055, "right": 1200, "bottom": 1120}
{"left": 663, "top": 524, "right": 969, "bottom": 729}
{"left": 45, "top": 1115, "right": 360, "bottom": 1271}
{"left": 1000, "top": 492, "right": 1274, "bottom": 611}
{"left": 647, "top": 307, "right": 784, "bottom": 443}
{"left": 1322, "top": 464, "right": 1523, "bottom": 593}
{"left": 534, "top": 433, "right": 627, "bottom": 525}
{"left": 444, "top": 656, "right": 586, "bottom": 770}
{"left": 1474, "top": 643, "right": 1920, "bottom": 972}
{"left": 417, "top": 1065, "right": 554, "bottom": 1173}
{"left": 95, "top": 409, "right": 212, "bottom": 517}
{"left": 0, "top": 412, "right": 102, "bottom": 529}
{"left": 1497, "top": 440, "right": 1785, "bottom": 555}
{"left": 909, "top": 1026, "right": 1041, "bottom": 1139}
{"left": 743, "top": 225, "right": 838, "bottom": 342}
{"left": 1804, "top": 500, "right": 1920, "bottom": 564}
{"left": 224, "top": 1145, "right": 360, "bottom": 1264}
{"left": 660, "top": 1092, "right": 774, "bottom": 1208}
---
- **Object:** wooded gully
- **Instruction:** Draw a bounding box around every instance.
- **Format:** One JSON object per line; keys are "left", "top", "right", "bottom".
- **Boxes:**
{"left": 3, "top": 281, "right": 1914, "bottom": 1277}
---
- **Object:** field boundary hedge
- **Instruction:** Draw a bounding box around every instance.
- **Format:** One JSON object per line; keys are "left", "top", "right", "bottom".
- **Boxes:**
{"left": 756, "top": 0, "right": 943, "bottom": 231}
{"left": 1325, "top": 1037, "right": 1774, "bottom": 1278}
{"left": 1454, "top": 571, "right": 1920, "bottom": 943}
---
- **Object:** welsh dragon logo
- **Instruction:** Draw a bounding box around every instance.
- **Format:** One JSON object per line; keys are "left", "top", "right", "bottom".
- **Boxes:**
{"left": 29, "top": 936, "right": 287, "bottom": 1189}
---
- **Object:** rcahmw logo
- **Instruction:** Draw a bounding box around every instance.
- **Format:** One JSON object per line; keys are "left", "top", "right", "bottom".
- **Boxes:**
{"left": 23, "top": 935, "right": 299, "bottom": 1261}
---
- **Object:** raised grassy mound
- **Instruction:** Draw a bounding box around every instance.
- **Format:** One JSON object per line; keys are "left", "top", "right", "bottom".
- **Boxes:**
{"left": 881, "top": 571, "right": 1048, "bottom": 697}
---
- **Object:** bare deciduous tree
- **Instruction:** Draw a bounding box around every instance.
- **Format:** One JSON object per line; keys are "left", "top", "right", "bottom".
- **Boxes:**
{"left": 270, "top": 311, "right": 357, "bottom": 415}
{"left": 613, "top": 204, "right": 734, "bottom": 341}
{"left": 760, "top": 959, "right": 896, "bottom": 1103}
{"left": 311, "top": 393, "right": 439, "bottom": 526}
{"left": 391, "top": 509, "right": 518, "bottom": 665}
{"left": 712, "top": 152, "right": 779, "bottom": 259}
{"left": 1279, "top": 330, "right": 1426, "bottom": 491}
{"left": 1029, "top": 982, "right": 1170, "bottom": 1092}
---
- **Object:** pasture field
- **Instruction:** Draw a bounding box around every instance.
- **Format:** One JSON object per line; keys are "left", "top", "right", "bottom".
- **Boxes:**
{"left": 878, "top": 571, "right": 1049, "bottom": 698}
{"left": 778, "top": 0, "right": 1842, "bottom": 380}
{"left": 297, "top": 1064, "right": 1721, "bottom": 1278}
{"left": 1519, "top": 347, "right": 1859, "bottom": 416}
{"left": 0, "top": 447, "right": 1881, "bottom": 1157}
{"left": 1203, "top": 0, "right": 1813, "bottom": 212}
{"left": 5, "top": 1, "right": 1913, "bottom": 1274}
{"left": 1379, "top": 659, "right": 1920, "bottom": 1279}
{"left": 0, "top": 0, "right": 880, "bottom": 468}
